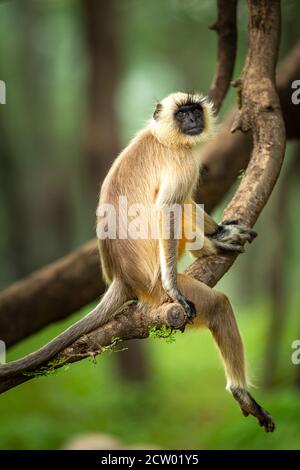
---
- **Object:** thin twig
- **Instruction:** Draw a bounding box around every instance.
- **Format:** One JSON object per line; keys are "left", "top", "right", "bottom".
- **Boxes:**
{"left": 209, "top": 0, "right": 238, "bottom": 113}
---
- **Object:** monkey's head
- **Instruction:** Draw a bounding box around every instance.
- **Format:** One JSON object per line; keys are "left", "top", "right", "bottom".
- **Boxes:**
{"left": 150, "top": 92, "right": 215, "bottom": 147}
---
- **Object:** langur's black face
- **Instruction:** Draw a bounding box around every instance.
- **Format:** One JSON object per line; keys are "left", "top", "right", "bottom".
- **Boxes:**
{"left": 175, "top": 103, "right": 204, "bottom": 136}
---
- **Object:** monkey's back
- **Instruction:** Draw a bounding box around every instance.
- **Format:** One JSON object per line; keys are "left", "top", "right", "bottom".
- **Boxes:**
{"left": 98, "top": 129, "right": 163, "bottom": 294}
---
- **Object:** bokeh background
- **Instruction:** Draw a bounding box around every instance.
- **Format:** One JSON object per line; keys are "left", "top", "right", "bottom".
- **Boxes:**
{"left": 0, "top": 0, "right": 300, "bottom": 450}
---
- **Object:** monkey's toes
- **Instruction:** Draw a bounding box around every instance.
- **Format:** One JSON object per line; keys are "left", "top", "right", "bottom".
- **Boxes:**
{"left": 241, "top": 403, "right": 275, "bottom": 432}
{"left": 187, "top": 300, "right": 197, "bottom": 321}
{"left": 231, "top": 387, "right": 276, "bottom": 433}
{"left": 258, "top": 411, "right": 276, "bottom": 433}
{"left": 182, "top": 299, "right": 197, "bottom": 322}
{"left": 220, "top": 220, "right": 257, "bottom": 243}
{"left": 240, "top": 227, "right": 257, "bottom": 242}
{"left": 238, "top": 232, "right": 256, "bottom": 244}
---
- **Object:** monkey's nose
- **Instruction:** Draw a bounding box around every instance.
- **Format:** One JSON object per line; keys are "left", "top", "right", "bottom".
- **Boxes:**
{"left": 188, "top": 112, "right": 195, "bottom": 124}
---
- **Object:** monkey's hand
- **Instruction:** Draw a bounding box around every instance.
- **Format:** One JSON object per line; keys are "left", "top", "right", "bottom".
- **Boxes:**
{"left": 164, "top": 286, "right": 197, "bottom": 322}
{"left": 210, "top": 219, "right": 257, "bottom": 253}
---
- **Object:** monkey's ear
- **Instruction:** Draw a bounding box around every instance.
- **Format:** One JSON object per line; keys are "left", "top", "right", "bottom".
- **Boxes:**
{"left": 153, "top": 102, "right": 162, "bottom": 120}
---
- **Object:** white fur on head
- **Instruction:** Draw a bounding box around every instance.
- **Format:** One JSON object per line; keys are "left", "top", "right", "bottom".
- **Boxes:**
{"left": 149, "top": 92, "right": 215, "bottom": 147}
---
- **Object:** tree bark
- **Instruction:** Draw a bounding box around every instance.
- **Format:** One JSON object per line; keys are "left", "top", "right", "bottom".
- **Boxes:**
{"left": 197, "top": 39, "right": 300, "bottom": 213}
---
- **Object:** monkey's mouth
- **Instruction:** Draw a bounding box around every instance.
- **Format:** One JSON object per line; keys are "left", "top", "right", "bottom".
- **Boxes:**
{"left": 184, "top": 125, "right": 204, "bottom": 136}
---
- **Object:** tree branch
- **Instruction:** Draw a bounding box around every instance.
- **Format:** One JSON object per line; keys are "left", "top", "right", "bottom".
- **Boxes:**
{"left": 0, "top": 302, "right": 187, "bottom": 393}
{"left": 189, "top": 0, "right": 285, "bottom": 284}
{"left": 197, "top": 38, "right": 300, "bottom": 212}
{"left": 0, "top": 0, "right": 285, "bottom": 394}
{"left": 0, "top": 241, "right": 104, "bottom": 348}
{"left": 209, "top": 0, "right": 238, "bottom": 113}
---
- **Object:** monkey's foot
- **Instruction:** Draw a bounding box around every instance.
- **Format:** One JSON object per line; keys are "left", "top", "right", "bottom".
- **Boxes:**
{"left": 212, "top": 220, "right": 257, "bottom": 252}
{"left": 222, "top": 219, "right": 257, "bottom": 240}
{"left": 177, "top": 297, "right": 196, "bottom": 322}
{"left": 178, "top": 298, "right": 197, "bottom": 323}
{"left": 230, "top": 386, "right": 275, "bottom": 433}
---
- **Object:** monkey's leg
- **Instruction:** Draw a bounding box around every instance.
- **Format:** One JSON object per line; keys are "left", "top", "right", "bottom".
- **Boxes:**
{"left": 177, "top": 274, "right": 275, "bottom": 432}
{"left": 210, "top": 220, "right": 257, "bottom": 251}
{"left": 185, "top": 200, "right": 247, "bottom": 255}
{"left": 195, "top": 201, "right": 257, "bottom": 251}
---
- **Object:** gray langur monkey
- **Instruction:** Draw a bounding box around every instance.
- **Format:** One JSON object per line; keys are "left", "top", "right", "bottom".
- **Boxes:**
{"left": 0, "top": 92, "right": 274, "bottom": 432}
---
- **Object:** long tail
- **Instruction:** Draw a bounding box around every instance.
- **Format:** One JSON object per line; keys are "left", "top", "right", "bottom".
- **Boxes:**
{"left": 0, "top": 278, "right": 128, "bottom": 377}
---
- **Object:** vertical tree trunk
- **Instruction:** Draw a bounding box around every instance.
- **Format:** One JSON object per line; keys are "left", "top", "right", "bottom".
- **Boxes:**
{"left": 262, "top": 206, "right": 286, "bottom": 388}
{"left": 14, "top": 0, "right": 73, "bottom": 271}
{"left": 293, "top": 151, "right": 300, "bottom": 388}
{"left": 263, "top": 154, "right": 296, "bottom": 388}
{"left": 81, "top": 0, "right": 120, "bottom": 211}
{"left": 115, "top": 340, "right": 150, "bottom": 382}
{"left": 0, "top": 120, "right": 28, "bottom": 283}
{"left": 81, "top": 0, "right": 149, "bottom": 382}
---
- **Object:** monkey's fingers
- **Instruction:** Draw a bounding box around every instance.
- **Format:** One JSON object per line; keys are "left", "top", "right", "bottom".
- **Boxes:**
{"left": 214, "top": 240, "right": 245, "bottom": 253}
{"left": 221, "top": 219, "right": 239, "bottom": 226}
{"left": 231, "top": 387, "right": 275, "bottom": 433}
{"left": 236, "top": 225, "right": 257, "bottom": 241}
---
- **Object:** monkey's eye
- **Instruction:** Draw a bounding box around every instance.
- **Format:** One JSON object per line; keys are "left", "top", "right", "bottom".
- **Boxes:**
{"left": 176, "top": 110, "right": 186, "bottom": 120}
{"left": 193, "top": 108, "right": 202, "bottom": 116}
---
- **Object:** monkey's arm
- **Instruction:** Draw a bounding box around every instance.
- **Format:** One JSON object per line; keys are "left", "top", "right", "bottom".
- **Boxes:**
{"left": 155, "top": 184, "right": 196, "bottom": 320}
